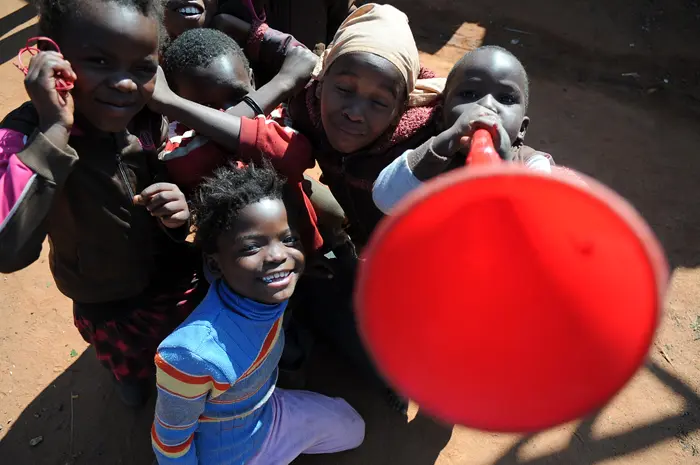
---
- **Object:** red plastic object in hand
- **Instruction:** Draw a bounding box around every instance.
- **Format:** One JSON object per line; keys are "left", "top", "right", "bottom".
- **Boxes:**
{"left": 15, "top": 37, "right": 74, "bottom": 92}
{"left": 355, "top": 165, "right": 667, "bottom": 432}
{"left": 466, "top": 129, "right": 502, "bottom": 166}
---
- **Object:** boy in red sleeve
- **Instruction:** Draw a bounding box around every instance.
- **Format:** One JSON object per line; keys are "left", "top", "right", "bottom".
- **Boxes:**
{"left": 154, "top": 27, "right": 323, "bottom": 252}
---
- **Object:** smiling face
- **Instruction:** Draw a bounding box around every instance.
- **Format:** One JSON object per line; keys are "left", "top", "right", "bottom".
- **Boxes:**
{"left": 443, "top": 48, "right": 529, "bottom": 143}
{"left": 56, "top": 2, "right": 159, "bottom": 133}
{"left": 210, "top": 198, "right": 305, "bottom": 305}
{"left": 320, "top": 52, "right": 407, "bottom": 154}
{"left": 164, "top": 0, "right": 217, "bottom": 39}
{"left": 172, "top": 53, "right": 255, "bottom": 110}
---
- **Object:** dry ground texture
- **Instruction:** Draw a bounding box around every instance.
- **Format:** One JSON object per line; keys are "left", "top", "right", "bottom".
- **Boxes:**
{"left": 1, "top": 0, "right": 700, "bottom": 463}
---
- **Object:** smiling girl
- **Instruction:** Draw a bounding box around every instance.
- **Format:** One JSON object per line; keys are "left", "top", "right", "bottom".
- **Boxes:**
{"left": 152, "top": 162, "right": 364, "bottom": 465}
{"left": 0, "top": 0, "right": 205, "bottom": 407}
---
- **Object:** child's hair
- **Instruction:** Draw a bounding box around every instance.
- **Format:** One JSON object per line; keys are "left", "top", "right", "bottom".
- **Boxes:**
{"left": 445, "top": 45, "right": 530, "bottom": 109}
{"left": 35, "top": 0, "right": 164, "bottom": 39}
{"left": 162, "top": 28, "right": 250, "bottom": 80}
{"left": 192, "top": 161, "right": 286, "bottom": 254}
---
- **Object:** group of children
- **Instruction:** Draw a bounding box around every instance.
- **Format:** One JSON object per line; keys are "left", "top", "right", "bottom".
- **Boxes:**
{"left": 0, "top": 0, "right": 557, "bottom": 463}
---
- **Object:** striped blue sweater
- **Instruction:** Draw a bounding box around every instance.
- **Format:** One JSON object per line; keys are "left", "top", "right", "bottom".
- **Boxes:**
{"left": 152, "top": 280, "right": 286, "bottom": 465}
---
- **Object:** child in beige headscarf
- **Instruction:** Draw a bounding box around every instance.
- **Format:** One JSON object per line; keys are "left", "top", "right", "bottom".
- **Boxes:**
{"left": 290, "top": 3, "right": 446, "bottom": 248}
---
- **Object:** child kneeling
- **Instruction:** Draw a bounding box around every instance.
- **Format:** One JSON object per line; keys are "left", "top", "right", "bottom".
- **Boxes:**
{"left": 151, "top": 162, "right": 364, "bottom": 464}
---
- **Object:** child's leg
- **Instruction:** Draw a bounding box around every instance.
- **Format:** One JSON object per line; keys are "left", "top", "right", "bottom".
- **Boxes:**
{"left": 248, "top": 388, "right": 364, "bottom": 464}
{"left": 72, "top": 270, "right": 205, "bottom": 407}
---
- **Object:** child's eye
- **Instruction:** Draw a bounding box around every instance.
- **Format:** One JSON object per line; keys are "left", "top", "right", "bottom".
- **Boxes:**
{"left": 87, "top": 57, "right": 108, "bottom": 66}
{"left": 136, "top": 63, "right": 158, "bottom": 75}
{"left": 335, "top": 86, "right": 352, "bottom": 95}
{"left": 499, "top": 94, "right": 519, "bottom": 105}
{"left": 283, "top": 235, "right": 300, "bottom": 246}
{"left": 372, "top": 100, "right": 389, "bottom": 109}
{"left": 458, "top": 90, "right": 479, "bottom": 100}
{"left": 241, "top": 244, "right": 261, "bottom": 254}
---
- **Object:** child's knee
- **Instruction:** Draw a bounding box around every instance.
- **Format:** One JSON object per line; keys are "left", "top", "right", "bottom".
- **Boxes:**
{"left": 338, "top": 399, "right": 365, "bottom": 449}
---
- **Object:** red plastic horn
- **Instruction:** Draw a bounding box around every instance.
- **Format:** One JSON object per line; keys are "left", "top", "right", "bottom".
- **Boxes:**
{"left": 466, "top": 129, "right": 502, "bottom": 166}
{"left": 355, "top": 132, "right": 666, "bottom": 432}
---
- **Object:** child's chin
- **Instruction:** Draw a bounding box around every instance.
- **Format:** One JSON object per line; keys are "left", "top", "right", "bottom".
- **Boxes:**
{"left": 268, "top": 284, "right": 298, "bottom": 304}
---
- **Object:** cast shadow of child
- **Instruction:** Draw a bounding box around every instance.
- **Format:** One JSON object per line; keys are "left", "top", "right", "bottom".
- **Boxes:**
{"left": 0, "top": 346, "right": 452, "bottom": 465}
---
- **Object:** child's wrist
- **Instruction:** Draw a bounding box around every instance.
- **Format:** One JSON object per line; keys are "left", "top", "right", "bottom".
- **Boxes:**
{"left": 39, "top": 122, "right": 71, "bottom": 148}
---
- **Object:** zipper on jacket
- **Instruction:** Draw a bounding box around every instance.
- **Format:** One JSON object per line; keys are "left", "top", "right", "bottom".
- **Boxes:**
{"left": 116, "top": 153, "right": 136, "bottom": 200}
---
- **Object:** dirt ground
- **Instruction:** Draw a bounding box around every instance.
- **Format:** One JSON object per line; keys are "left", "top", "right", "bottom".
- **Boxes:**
{"left": 1, "top": 0, "right": 700, "bottom": 464}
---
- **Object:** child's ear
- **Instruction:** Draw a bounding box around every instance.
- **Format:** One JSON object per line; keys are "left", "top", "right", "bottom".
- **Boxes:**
{"left": 249, "top": 68, "right": 256, "bottom": 88}
{"left": 517, "top": 117, "right": 530, "bottom": 143}
{"left": 205, "top": 254, "right": 222, "bottom": 278}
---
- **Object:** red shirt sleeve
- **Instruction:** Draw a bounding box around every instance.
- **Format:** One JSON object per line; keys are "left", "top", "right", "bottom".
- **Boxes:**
{"left": 238, "top": 116, "right": 314, "bottom": 183}
{"left": 162, "top": 124, "right": 228, "bottom": 193}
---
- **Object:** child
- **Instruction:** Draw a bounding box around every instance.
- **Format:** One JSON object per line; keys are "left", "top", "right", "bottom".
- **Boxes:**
{"left": 151, "top": 162, "right": 365, "bottom": 465}
{"left": 0, "top": 0, "right": 204, "bottom": 407}
{"left": 156, "top": 27, "right": 324, "bottom": 253}
{"left": 286, "top": 3, "right": 446, "bottom": 250}
{"left": 372, "top": 45, "right": 554, "bottom": 213}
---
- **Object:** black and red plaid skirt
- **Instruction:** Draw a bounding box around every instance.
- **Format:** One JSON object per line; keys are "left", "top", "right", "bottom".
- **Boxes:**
{"left": 73, "top": 269, "right": 207, "bottom": 382}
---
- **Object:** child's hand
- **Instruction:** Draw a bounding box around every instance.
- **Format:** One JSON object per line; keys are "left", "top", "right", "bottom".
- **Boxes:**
{"left": 449, "top": 110, "right": 512, "bottom": 160}
{"left": 133, "top": 183, "right": 190, "bottom": 229}
{"left": 147, "top": 67, "right": 178, "bottom": 115}
{"left": 24, "top": 51, "right": 77, "bottom": 132}
{"left": 279, "top": 46, "right": 319, "bottom": 91}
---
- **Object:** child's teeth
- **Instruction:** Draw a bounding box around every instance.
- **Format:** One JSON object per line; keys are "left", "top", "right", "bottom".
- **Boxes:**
{"left": 262, "top": 271, "right": 291, "bottom": 283}
{"left": 178, "top": 7, "right": 200, "bottom": 15}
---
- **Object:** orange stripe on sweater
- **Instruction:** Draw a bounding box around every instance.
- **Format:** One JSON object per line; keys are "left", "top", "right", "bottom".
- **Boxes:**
{"left": 151, "top": 424, "right": 193, "bottom": 455}
{"left": 154, "top": 353, "right": 230, "bottom": 392}
{"left": 236, "top": 318, "right": 281, "bottom": 383}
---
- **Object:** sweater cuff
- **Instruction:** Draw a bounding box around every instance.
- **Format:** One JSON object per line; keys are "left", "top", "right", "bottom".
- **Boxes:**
{"left": 17, "top": 130, "right": 78, "bottom": 186}
{"left": 406, "top": 136, "right": 452, "bottom": 181}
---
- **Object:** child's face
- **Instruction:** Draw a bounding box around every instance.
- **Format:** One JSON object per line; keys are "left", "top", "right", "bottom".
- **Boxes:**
{"left": 210, "top": 198, "right": 305, "bottom": 305}
{"left": 164, "top": 0, "right": 218, "bottom": 39}
{"left": 320, "top": 52, "right": 407, "bottom": 154}
{"left": 58, "top": 2, "right": 159, "bottom": 133}
{"left": 443, "top": 48, "right": 529, "bottom": 144}
{"left": 172, "top": 54, "right": 255, "bottom": 110}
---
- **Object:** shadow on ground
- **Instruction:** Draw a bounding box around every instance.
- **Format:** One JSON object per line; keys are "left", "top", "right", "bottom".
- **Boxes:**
{"left": 0, "top": 2, "right": 36, "bottom": 65}
{"left": 0, "top": 346, "right": 454, "bottom": 465}
{"left": 1, "top": 352, "right": 697, "bottom": 465}
{"left": 491, "top": 361, "right": 700, "bottom": 465}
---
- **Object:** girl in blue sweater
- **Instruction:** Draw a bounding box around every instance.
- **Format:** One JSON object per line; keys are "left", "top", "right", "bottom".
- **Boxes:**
{"left": 151, "top": 162, "right": 364, "bottom": 464}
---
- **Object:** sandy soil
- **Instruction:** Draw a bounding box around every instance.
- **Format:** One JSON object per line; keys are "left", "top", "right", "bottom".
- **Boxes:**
{"left": 1, "top": 0, "right": 700, "bottom": 464}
